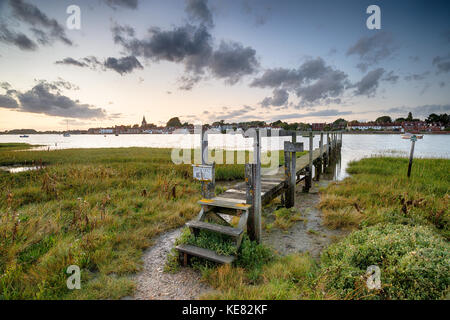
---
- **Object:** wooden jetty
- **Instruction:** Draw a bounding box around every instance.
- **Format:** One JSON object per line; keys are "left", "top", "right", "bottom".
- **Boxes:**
{"left": 177, "top": 129, "right": 343, "bottom": 265}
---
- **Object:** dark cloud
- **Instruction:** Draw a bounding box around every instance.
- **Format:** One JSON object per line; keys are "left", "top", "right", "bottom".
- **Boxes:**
{"left": 251, "top": 57, "right": 349, "bottom": 106}
{"left": 104, "top": 56, "right": 143, "bottom": 75}
{"left": 0, "top": 24, "right": 37, "bottom": 50}
{"left": 113, "top": 24, "right": 213, "bottom": 72}
{"left": 250, "top": 67, "right": 302, "bottom": 88}
{"left": 185, "top": 0, "right": 213, "bottom": 27}
{"left": 55, "top": 57, "right": 89, "bottom": 68}
{"left": 432, "top": 54, "right": 450, "bottom": 73}
{"left": 347, "top": 32, "right": 396, "bottom": 69}
{"left": 404, "top": 71, "right": 430, "bottom": 81}
{"left": 383, "top": 104, "right": 450, "bottom": 117}
{"left": 383, "top": 71, "right": 399, "bottom": 84}
{"left": 0, "top": 94, "right": 19, "bottom": 109}
{"left": 352, "top": 68, "right": 385, "bottom": 97}
{"left": 209, "top": 41, "right": 259, "bottom": 84}
{"left": 112, "top": 23, "right": 259, "bottom": 87}
{"left": 104, "top": 0, "right": 138, "bottom": 9}
{"left": 178, "top": 75, "right": 201, "bottom": 90}
{"left": 9, "top": 0, "right": 73, "bottom": 46}
{"left": 55, "top": 55, "right": 141, "bottom": 75}
{"left": 261, "top": 88, "right": 289, "bottom": 108}
{"left": 295, "top": 69, "right": 347, "bottom": 104}
{"left": 0, "top": 80, "right": 107, "bottom": 119}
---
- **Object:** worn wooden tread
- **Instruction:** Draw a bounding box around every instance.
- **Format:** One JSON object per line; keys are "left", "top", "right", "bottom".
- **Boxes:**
{"left": 198, "top": 198, "right": 251, "bottom": 210}
{"left": 187, "top": 220, "right": 243, "bottom": 237}
{"left": 176, "top": 244, "right": 235, "bottom": 264}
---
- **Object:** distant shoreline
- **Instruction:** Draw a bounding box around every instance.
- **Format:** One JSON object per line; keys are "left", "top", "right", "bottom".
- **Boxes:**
{"left": 0, "top": 131, "right": 449, "bottom": 135}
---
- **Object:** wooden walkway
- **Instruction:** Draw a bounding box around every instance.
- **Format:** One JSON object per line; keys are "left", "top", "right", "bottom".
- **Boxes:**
{"left": 176, "top": 130, "right": 343, "bottom": 265}
{"left": 198, "top": 143, "right": 329, "bottom": 207}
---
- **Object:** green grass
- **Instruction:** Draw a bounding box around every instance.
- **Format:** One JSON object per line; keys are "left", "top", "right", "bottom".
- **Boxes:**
{"left": 186, "top": 156, "right": 449, "bottom": 300}
{"left": 0, "top": 145, "right": 254, "bottom": 299}
{"left": 0, "top": 143, "right": 35, "bottom": 152}
{"left": 319, "top": 157, "right": 449, "bottom": 238}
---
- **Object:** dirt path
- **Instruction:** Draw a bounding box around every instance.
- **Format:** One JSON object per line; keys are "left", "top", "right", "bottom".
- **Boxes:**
{"left": 262, "top": 179, "right": 347, "bottom": 259}
{"left": 128, "top": 179, "right": 343, "bottom": 300}
{"left": 127, "top": 228, "right": 213, "bottom": 300}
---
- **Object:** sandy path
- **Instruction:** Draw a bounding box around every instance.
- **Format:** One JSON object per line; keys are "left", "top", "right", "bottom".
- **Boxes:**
{"left": 128, "top": 228, "right": 212, "bottom": 300}
{"left": 128, "top": 179, "right": 343, "bottom": 299}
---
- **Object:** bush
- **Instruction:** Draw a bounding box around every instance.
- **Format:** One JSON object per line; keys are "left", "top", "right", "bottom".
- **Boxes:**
{"left": 321, "top": 223, "right": 450, "bottom": 299}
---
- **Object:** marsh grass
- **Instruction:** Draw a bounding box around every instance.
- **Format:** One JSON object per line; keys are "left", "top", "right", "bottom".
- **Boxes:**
{"left": 319, "top": 157, "right": 449, "bottom": 238}
{"left": 0, "top": 145, "right": 260, "bottom": 299}
{"left": 188, "top": 156, "right": 449, "bottom": 300}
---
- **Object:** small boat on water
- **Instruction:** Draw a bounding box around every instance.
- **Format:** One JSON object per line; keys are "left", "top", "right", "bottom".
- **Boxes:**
{"left": 19, "top": 135, "right": 29, "bottom": 138}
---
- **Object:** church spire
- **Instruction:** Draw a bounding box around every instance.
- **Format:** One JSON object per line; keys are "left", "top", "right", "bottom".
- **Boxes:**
{"left": 141, "top": 115, "right": 147, "bottom": 127}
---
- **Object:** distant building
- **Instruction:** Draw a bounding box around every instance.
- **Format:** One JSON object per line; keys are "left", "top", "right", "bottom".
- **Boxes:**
{"left": 312, "top": 123, "right": 327, "bottom": 131}
{"left": 347, "top": 122, "right": 403, "bottom": 131}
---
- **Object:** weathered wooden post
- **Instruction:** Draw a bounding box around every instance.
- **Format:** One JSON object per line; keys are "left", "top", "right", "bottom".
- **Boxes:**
{"left": 198, "top": 126, "right": 215, "bottom": 199}
{"left": 316, "top": 132, "right": 324, "bottom": 180}
{"left": 302, "top": 131, "right": 313, "bottom": 192}
{"left": 284, "top": 147, "right": 292, "bottom": 206}
{"left": 403, "top": 134, "right": 422, "bottom": 178}
{"left": 245, "top": 163, "right": 255, "bottom": 205}
{"left": 284, "top": 139, "right": 303, "bottom": 207}
{"left": 246, "top": 129, "right": 261, "bottom": 243}
{"left": 327, "top": 132, "right": 331, "bottom": 164}
{"left": 407, "top": 139, "right": 415, "bottom": 178}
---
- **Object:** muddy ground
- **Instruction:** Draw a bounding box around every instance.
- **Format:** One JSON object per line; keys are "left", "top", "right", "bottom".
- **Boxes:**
{"left": 261, "top": 179, "right": 347, "bottom": 259}
{"left": 128, "top": 178, "right": 345, "bottom": 300}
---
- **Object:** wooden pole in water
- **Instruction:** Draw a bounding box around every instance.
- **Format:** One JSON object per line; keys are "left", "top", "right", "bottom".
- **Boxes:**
{"left": 407, "top": 139, "right": 416, "bottom": 178}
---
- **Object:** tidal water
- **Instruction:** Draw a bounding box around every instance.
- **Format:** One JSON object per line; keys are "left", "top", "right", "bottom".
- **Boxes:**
{"left": 1, "top": 133, "right": 448, "bottom": 180}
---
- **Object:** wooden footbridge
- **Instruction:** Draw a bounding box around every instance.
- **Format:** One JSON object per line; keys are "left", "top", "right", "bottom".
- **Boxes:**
{"left": 176, "top": 129, "right": 343, "bottom": 265}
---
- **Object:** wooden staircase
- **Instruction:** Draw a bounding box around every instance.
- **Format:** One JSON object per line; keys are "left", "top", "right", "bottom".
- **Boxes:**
{"left": 176, "top": 199, "right": 250, "bottom": 265}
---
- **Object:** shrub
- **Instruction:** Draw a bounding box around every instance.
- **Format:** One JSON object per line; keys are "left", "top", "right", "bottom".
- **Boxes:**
{"left": 321, "top": 223, "right": 450, "bottom": 299}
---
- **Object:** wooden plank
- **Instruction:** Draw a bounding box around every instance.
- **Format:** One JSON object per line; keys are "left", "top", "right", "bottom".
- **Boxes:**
{"left": 186, "top": 220, "right": 243, "bottom": 238}
{"left": 217, "top": 192, "right": 247, "bottom": 200}
{"left": 213, "top": 196, "right": 246, "bottom": 203}
{"left": 176, "top": 244, "right": 235, "bottom": 264}
{"left": 225, "top": 189, "right": 246, "bottom": 194}
{"left": 198, "top": 198, "right": 251, "bottom": 210}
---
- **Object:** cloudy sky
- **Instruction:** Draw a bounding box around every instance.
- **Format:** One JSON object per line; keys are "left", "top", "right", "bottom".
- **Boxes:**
{"left": 0, "top": 0, "right": 449, "bottom": 131}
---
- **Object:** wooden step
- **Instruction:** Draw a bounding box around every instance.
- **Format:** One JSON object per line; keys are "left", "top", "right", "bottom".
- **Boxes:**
{"left": 198, "top": 198, "right": 251, "bottom": 211}
{"left": 176, "top": 244, "right": 235, "bottom": 264}
{"left": 186, "top": 220, "right": 243, "bottom": 238}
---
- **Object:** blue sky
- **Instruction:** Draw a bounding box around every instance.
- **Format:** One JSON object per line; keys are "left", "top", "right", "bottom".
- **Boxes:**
{"left": 0, "top": 0, "right": 449, "bottom": 130}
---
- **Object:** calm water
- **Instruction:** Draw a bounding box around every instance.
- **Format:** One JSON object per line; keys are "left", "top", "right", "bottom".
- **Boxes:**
{"left": 0, "top": 133, "right": 448, "bottom": 180}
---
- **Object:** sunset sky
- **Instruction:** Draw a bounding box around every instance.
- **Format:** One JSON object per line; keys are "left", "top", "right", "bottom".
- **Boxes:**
{"left": 0, "top": 0, "right": 449, "bottom": 131}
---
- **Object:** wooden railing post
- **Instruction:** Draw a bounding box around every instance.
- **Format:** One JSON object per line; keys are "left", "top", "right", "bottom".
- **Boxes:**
{"left": 327, "top": 132, "right": 331, "bottom": 164}
{"left": 200, "top": 126, "right": 215, "bottom": 198}
{"left": 303, "top": 131, "right": 313, "bottom": 192}
{"left": 247, "top": 129, "right": 261, "bottom": 243}
{"left": 284, "top": 149, "right": 294, "bottom": 207}
{"left": 319, "top": 132, "right": 324, "bottom": 174}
